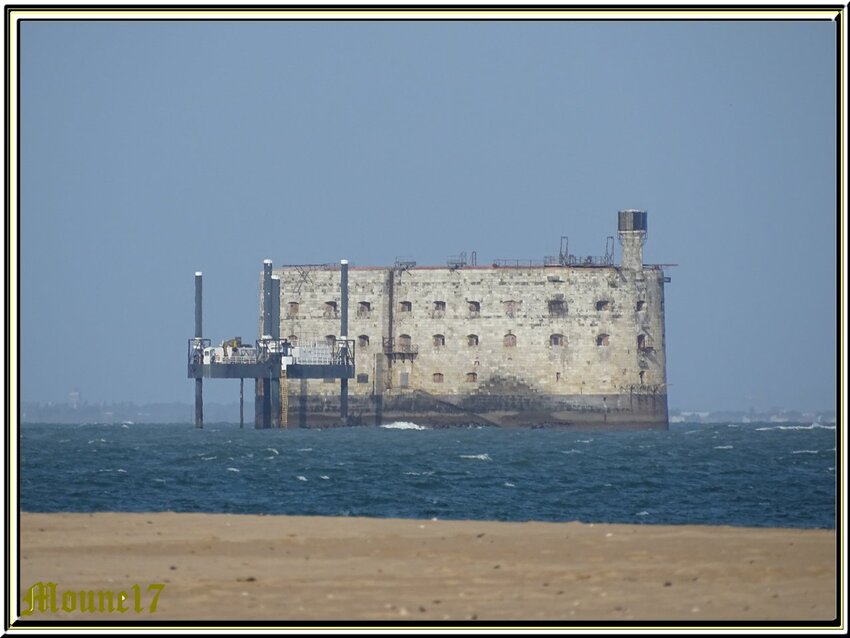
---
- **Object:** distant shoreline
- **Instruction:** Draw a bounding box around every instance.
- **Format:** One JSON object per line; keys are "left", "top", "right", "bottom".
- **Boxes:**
{"left": 19, "top": 418, "right": 840, "bottom": 427}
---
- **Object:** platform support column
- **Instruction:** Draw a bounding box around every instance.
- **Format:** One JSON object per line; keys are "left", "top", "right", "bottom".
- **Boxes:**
{"left": 340, "top": 259, "right": 349, "bottom": 425}
{"left": 256, "top": 259, "right": 274, "bottom": 429}
{"left": 270, "top": 274, "right": 281, "bottom": 428}
{"left": 194, "top": 271, "right": 203, "bottom": 429}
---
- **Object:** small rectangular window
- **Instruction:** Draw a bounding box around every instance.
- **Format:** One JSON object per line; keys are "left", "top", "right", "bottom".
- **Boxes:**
{"left": 399, "top": 372, "right": 410, "bottom": 388}
{"left": 548, "top": 299, "right": 567, "bottom": 316}
{"left": 357, "top": 373, "right": 369, "bottom": 384}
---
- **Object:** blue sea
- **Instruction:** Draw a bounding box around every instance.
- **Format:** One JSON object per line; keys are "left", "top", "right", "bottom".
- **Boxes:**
{"left": 20, "top": 421, "right": 837, "bottom": 529}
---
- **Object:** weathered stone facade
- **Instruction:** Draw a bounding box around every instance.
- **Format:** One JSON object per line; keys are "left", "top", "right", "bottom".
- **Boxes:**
{"left": 270, "top": 212, "right": 669, "bottom": 429}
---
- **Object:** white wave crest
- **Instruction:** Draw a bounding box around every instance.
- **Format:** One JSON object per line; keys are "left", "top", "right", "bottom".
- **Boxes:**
{"left": 791, "top": 450, "right": 819, "bottom": 454}
{"left": 756, "top": 424, "right": 835, "bottom": 431}
{"left": 296, "top": 475, "right": 308, "bottom": 481}
{"left": 266, "top": 448, "right": 279, "bottom": 455}
{"left": 636, "top": 510, "right": 650, "bottom": 516}
{"left": 504, "top": 482, "right": 516, "bottom": 488}
{"left": 226, "top": 467, "right": 240, "bottom": 472}
{"left": 460, "top": 453, "right": 492, "bottom": 461}
{"left": 714, "top": 445, "right": 734, "bottom": 450}
{"left": 380, "top": 421, "right": 428, "bottom": 430}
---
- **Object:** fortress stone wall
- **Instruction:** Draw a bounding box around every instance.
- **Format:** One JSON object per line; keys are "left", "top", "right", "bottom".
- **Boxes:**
{"left": 268, "top": 211, "right": 669, "bottom": 429}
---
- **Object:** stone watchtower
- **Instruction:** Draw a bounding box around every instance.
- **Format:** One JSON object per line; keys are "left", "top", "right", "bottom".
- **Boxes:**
{"left": 618, "top": 209, "right": 647, "bottom": 270}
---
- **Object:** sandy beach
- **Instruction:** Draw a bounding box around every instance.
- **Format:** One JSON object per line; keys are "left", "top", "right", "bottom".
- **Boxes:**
{"left": 17, "top": 512, "right": 837, "bottom": 624}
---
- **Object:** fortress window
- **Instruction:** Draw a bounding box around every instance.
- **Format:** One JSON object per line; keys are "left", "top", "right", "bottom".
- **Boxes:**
{"left": 287, "top": 334, "right": 298, "bottom": 346}
{"left": 550, "top": 333, "right": 565, "bottom": 347}
{"left": 466, "top": 372, "right": 478, "bottom": 383}
{"left": 358, "top": 335, "right": 370, "bottom": 348}
{"left": 324, "top": 301, "right": 337, "bottom": 318}
{"left": 433, "top": 334, "right": 445, "bottom": 347}
{"left": 357, "top": 301, "right": 371, "bottom": 317}
{"left": 639, "top": 371, "right": 646, "bottom": 384}
{"left": 357, "top": 373, "right": 369, "bottom": 384}
{"left": 400, "top": 301, "right": 412, "bottom": 313}
{"left": 433, "top": 301, "right": 446, "bottom": 315}
{"left": 468, "top": 301, "right": 481, "bottom": 316}
{"left": 433, "top": 372, "right": 444, "bottom": 383}
{"left": 287, "top": 302, "right": 299, "bottom": 318}
{"left": 638, "top": 334, "right": 651, "bottom": 351}
{"left": 325, "top": 335, "right": 336, "bottom": 346}
{"left": 548, "top": 299, "right": 567, "bottom": 316}
{"left": 398, "top": 334, "right": 412, "bottom": 351}
{"left": 596, "top": 334, "right": 610, "bottom": 347}
{"left": 467, "top": 334, "right": 479, "bottom": 347}
{"left": 636, "top": 300, "right": 646, "bottom": 312}
{"left": 503, "top": 300, "right": 518, "bottom": 317}
{"left": 399, "top": 372, "right": 410, "bottom": 388}
{"left": 596, "top": 300, "right": 610, "bottom": 311}
{"left": 504, "top": 333, "right": 517, "bottom": 348}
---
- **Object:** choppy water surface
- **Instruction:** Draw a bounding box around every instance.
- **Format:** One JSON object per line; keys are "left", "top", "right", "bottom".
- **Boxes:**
{"left": 21, "top": 421, "right": 836, "bottom": 528}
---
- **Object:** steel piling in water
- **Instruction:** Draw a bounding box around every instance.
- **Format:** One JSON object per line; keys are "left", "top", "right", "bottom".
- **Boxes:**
{"left": 340, "top": 259, "right": 349, "bottom": 425}
{"left": 194, "top": 272, "right": 203, "bottom": 429}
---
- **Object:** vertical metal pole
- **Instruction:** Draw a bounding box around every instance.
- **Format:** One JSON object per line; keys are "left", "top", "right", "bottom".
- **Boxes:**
{"left": 340, "top": 259, "right": 349, "bottom": 425}
{"left": 263, "top": 259, "right": 273, "bottom": 337}
{"left": 257, "top": 259, "right": 273, "bottom": 428}
{"left": 194, "top": 272, "right": 203, "bottom": 429}
{"left": 270, "top": 275, "right": 281, "bottom": 339}
{"left": 270, "top": 275, "right": 281, "bottom": 428}
{"left": 240, "top": 378, "right": 244, "bottom": 429}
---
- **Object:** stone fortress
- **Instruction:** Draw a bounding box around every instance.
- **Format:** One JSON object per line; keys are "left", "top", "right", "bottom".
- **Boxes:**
{"left": 268, "top": 210, "right": 670, "bottom": 429}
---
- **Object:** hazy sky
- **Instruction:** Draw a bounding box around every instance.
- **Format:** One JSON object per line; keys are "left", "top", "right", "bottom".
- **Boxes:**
{"left": 19, "top": 18, "right": 838, "bottom": 412}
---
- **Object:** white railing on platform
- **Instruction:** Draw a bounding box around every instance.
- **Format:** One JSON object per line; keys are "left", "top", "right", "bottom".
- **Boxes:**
{"left": 293, "top": 343, "right": 335, "bottom": 365}
{"left": 221, "top": 353, "right": 259, "bottom": 364}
